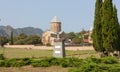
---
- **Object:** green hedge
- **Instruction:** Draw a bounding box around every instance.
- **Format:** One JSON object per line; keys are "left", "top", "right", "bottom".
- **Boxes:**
{"left": 69, "top": 57, "right": 120, "bottom": 72}
{"left": 0, "top": 58, "right": 31, "bottom": 67}
{"left": 0, "top": 56, "right": 120, "bottom": 72}
{"left": 0, "top": 54, "right": 5, "bottom": 60}
{"left": 0, "top": 60, "right": 4, "bottom": 66}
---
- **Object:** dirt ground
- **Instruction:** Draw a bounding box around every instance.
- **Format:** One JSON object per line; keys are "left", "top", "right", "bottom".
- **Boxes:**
{"left": 0, "top": 66, "right": 70, "bottom": 72}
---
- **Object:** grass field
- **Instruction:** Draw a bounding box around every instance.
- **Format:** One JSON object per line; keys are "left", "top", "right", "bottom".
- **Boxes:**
{"left": 0, "top": 48, "right": 97, "bottom": 58}
{"left": 0, "top": 47, "right": 98, "bottom": 72}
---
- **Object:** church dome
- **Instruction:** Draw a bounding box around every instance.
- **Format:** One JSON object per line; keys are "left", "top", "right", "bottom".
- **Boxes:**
{"left": 51, "top": 16, "right": 61, "bottom": 22}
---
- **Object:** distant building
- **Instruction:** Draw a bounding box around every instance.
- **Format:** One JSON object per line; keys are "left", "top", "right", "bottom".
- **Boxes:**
{"left": 88, "top": 27, "right": 93, "bottom": 43}
{"left": 42, "top": 16, "right": 66, "bottom": 45}
{"left": 82, "top": 28, "right": 93, "bottom": 43}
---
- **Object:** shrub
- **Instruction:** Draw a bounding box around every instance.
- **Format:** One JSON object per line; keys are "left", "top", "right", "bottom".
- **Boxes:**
{"left": 69, "top": 63, "right": 112, "bottom": 72}
{"left": 31, "top": 59, "right": 50, "bottom": 67}
{"left": 4, "top": 58, "right": 31, "bottom": 67}
{"left": 69, "top": 57, "right": 120, "bottom": 72}
{"left": 0, "top": 54, "right": 5, "bottom": 60}
{"left": 46, "top": 57, "right": 62, "bottom": 66}
{"left": 21, "top": 58, "right": 31, "bottom": 65}
{"left": 109, "top": 67, "right": 120, "bottom": 72}
{"left": 32, "top": 61, "right": 50, "bottom": 67}
{"left": 0, "top": 56, "right": 119, "bottom": 71}
{"left": 46, "top": 43, "right": 51, "bottom": 46}
{"left": 69, "top": 63, "right": 99, "bottom": 72}
{"left": 61, "top": 58, "right": 83, "bottom": 67}
{"left": 101, "top": 57, "right": 118, "bottom": 64}
{"left": 31, "top": 57, "right": 83, "bottom": 67}
{"left": 4, "top": 59, "right": 17, "bottom": 67}
{"left": 82, "top": 63, "right": 98, "bottom": 72}
{"left": 71, "top": 58, "right": 83, "bottom": 67}
{"left": 61, "top": 59, "right": 70, "bottom": 67}
{"left": 0, "top": 60, "right": 4, "bottom": 67}
{"left": 85, "top": 56, "right": 101, "bottom": 64}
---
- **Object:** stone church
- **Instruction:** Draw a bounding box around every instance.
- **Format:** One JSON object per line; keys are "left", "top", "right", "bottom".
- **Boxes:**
{"left": 42, "top": 16, "right": 66, "bottom": 45}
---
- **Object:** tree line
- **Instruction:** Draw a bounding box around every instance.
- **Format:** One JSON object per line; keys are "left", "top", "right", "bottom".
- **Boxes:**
{"left": 66, "top": 29, "right": 89, "bottom": 44}
{"left": 0, "top": 33, "right": 42, "bottom": 47}
{"left": 0, "top": 29, "right": 90, "bottom": 47}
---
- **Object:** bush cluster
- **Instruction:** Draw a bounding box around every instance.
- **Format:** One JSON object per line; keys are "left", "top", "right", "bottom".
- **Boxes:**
{"left": 31, "top": 57, "right": 81, "bottom": 67}
{"left": 0, "top": 54, "right": 5, "bottom": 60}
{"left": 0, "top": 57, "right": 83, "bottom": 67}
{"left": 69, "top": 57, "right": 120, "bottom": 72}
{"left": 0, "top": 58, "right": 31, "bottom": 67}
{"left": 0, "top": 56, "right": 120, "bottom": 72}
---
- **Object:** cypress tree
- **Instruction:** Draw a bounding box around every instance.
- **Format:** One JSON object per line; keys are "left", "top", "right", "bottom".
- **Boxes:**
{"left": 93, "top": 0, "right": 120, "bottom": 56}
{"left": 112, "top": 5, "right": 120, "bottom": 51}
{"left": 102, "top": 0, "right": 113, "bottom": 53}
{"left": 93, "top": 0, "right": 103, "bottom": 52}
{"left": 102, "top": 0, "right": 119, "bottom": 54}
{"left": 11, "top": 31, "right": 14, "bottom": 45}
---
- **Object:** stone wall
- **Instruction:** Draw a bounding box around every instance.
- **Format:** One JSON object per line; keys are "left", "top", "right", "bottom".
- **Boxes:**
{"left": 4, "top": 45, "right": 94, "bottom": 51}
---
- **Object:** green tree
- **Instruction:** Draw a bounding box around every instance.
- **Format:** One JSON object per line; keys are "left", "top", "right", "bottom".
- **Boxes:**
{"left": 17, "top": 33, "right": 27, "bottom": 39}
{"left": 93, "top": 0, "right": 120, "bottom": 57}
{"left": 93, "top": 0, "right": 103, "bottom": 52}
{"left": 75, "top": 32, "right": 83, "bottom": 44}
{"left": 112, "top": 6, "right": 120, "bottom": 51}
{"left": 10, "top": 31, "right": 14, "bottom": 45}
{"left": 13, "top": 33, "right": 42, "bottom": 45}
{"left": 14, "top": 33, "right": 27, "bottom": 45}
{"left": 100, "top": 0, "right": 120, "bottom": 56}
{"left": 25, "top": 35, "right": 42, "bottom": 45}
{"left": 102, "top": 0, "right": 115, "bottom": 53}
{"left": 72, "top": 37, "right": 82, "bottom": 44}
{"left": 67, "top": 32, "right": 76, "bottom": 40}
{"left": 0, "top": 36, "right": 9, "bottom": 47}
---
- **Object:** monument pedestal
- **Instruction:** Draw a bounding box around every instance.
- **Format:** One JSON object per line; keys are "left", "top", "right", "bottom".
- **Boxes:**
{"left": 53, "top": 40, "right": 65, "bottom": 58}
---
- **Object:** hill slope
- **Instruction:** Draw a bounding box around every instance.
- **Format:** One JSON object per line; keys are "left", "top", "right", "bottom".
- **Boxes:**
{"left": 0, "top": 25, "right": 43, "bottom": 37}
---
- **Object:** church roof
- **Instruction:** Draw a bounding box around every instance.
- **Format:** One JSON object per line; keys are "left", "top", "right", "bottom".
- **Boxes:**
{"left": 51, "top": 16, "right": 61, "bottom": 22}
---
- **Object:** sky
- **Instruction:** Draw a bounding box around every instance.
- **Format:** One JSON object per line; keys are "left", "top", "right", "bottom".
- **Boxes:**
{"left": 0, "top": 0, "right": 120, "bottom": 33}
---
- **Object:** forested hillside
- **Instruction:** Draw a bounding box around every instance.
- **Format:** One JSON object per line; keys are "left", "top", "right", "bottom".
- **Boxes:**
{"left": 0, "top": 25, "right": 43, "bottom": 37}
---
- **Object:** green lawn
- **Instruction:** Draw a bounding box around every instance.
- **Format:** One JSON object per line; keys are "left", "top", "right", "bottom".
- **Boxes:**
{"left": 0, "top": 48, "right": 97, "bottom": 72}
{"left": 0, "top": 47, "right": 97, "bottom": 58}
{"left": 1, "top": 48, "right": 119, "bottom": 72}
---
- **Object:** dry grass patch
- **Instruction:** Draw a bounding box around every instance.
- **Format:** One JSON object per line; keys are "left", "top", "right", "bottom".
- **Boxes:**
{"left": 0, "top": 66, "right": 70, "bottom": 72}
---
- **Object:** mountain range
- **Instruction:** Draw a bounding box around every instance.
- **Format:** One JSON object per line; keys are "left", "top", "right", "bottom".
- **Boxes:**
{"left": 0, "top": 25, "right": 43, "bottom": 37}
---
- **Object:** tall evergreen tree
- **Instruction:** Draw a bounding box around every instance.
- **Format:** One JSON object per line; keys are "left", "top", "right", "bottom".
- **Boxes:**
{"left": 93, "top": 0, "right": 103, "bottom": 52}
{"left": 102, "top": 0, "right": 119, "bottom": 53}
{"left": 112, "top": 5, "right": 120, "bottom": 51}
{"left": 93, "top": 0, "right": 120, "bottom": 56}
{"left": 10, "top": 31, "right": 14, "bottom": 45}
{"left": 102, "top": 0, "right": 113, "bottom": 52}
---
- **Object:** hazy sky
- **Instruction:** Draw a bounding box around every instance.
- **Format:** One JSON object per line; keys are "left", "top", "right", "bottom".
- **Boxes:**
{"left": 0, "top": 0, "right": 120, "bottom": 32}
